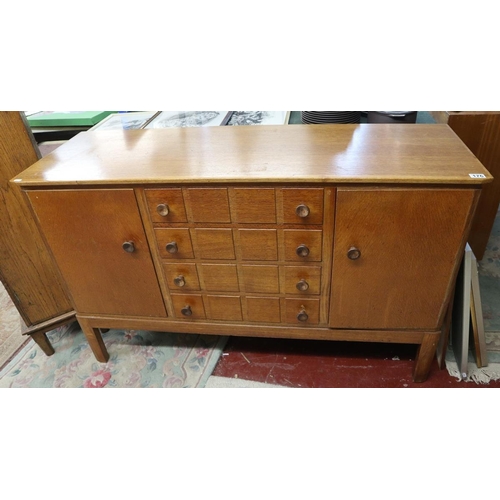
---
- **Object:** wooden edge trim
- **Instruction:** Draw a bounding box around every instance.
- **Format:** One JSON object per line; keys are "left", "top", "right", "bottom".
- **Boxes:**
{"left": 22, "top": 310, "right": 76, "bottom": 336}
{"left": 76, "top": 314, "right": 435, "bottom": 344}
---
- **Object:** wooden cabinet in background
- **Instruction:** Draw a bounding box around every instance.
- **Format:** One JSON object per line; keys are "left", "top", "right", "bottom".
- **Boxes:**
{"left": 0, "top": 112, "right": 74, "bottom": 355}
{"left": 14, "top": 124, "right": 492, "bottom": 382}
{"left": 431, "top": 111, "right": 500, "bottom": 260}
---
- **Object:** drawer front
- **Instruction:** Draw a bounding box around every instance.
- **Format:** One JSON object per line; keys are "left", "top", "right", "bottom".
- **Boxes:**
{"left": 284, "top": 298, "right": 320, "bottom": 325}
{"left": 283, "top": 230, "right": 323, "bottom": 262}
{"left": 155, "top": 228, "right": 194, "bottom": 259}
{"left": 171, "top": 294, "right": 206, "bottom": 319}
{"left": 282, "top": 188, "right": 324, "bottom": 224}
{"left": 194, "top": 228, "right": 236, "bottom": 260}
{"left": 246, "top": 297, "right": 281, "bottom": 323}
{"left": 184, "top": 188, "right": 231, "bottom": 222}
{"left": 238, "top": 229, "right": 278, "bottom": 261}
{"left": 199, "top": 264, "right": 239, "bottom": 292}
{"left": 205, "top": 295, "right": 243, "bottom": 321}
{"left": 145, "top": 188, "right": 187, "bottom": 223}
{"left": 163, "top": 263, "right": 200, "bottom": 291}
{"left": 283, "top": 266, "right": 321, "bottom": 295}
{"left": 239, "top": 265, "right": 280, "bottom": 294}
{"left": 230, "top": 188, "right": 276, "bottom": 223}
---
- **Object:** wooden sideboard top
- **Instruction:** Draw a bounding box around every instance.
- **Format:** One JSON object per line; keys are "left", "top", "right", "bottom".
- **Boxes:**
{"left": 12, "top": 124, "right": 492, "bottom": 187}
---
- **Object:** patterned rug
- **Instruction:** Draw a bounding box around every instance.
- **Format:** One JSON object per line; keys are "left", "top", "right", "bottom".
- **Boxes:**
{"left": 0, "top": 322, "right": 227, "bottom": 388}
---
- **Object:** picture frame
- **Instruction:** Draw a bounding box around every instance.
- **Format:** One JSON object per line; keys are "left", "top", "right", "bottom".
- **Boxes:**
{"left": 144, "top": 111, "right": 232, "bottom": 129}
{"left": 89, "top": 111, "right": 159, "bottom": 131}
{"left": 225, "top": 111, "right": 291, "bottom": 126}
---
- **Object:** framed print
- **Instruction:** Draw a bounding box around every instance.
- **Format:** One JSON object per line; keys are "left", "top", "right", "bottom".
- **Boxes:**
{"left": 89, "top": 112, "right": 158, "bottom": 131}
{"left": 145, "top": 111, "right": 232, "bottom": 128}
{"left": 226, "top": 111, "right": 290, "bottom": 126}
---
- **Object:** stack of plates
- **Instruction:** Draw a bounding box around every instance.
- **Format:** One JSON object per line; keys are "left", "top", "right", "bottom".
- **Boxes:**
{"left": 301, "top": 111, "right": 361, "bottom": 124}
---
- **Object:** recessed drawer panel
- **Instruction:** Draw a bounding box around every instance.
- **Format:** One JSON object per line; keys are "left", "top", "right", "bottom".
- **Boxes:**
{"left": 284, "top": 298, "right": 320, "bottom": 325}
{"left": 283, "top": 230, "right": 323, "bottom": 262}
{"left": 199, "top": 264, "right": 239, "bottom": 292}
{"left": 145, "top": 188, "right": 187, "bottom": 223}
{"left": 282, "top": 188, "right": 324, "bottom": 224}
{"left": 238, "top": 229, "right": 278, "bottom": 261}
{"left": 230, "top": 188, "right": 276, "bottom": 223}
{"left": 155, "top": 228, "right": 194, "bottom": 259}
{"left": 239, "top": 265, "right": 280, "bottom": 294}
{"left": 171, "top": 294, "right": 206, "bottom": 319}
{"left": 194, "top": 228, "right": 235, "bottom": 260}
{"left": 184, "top": 188, "right": 231, "bottom": 222}
{"left": 163, "top": 263, "right": 200, "bottom": 291}
{"left": 246, "top": 297, "right": 281, "bottom": 323}
{"left": 206, "top": 295, "right": 243, "bottom": 321}
{"left": 283, "top": 266, "right": 321, "bottom": 295}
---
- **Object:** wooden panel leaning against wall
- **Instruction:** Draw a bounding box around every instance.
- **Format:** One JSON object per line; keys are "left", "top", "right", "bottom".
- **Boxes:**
{"left": 0, "top": 111, "right": 75, "bottom": 356}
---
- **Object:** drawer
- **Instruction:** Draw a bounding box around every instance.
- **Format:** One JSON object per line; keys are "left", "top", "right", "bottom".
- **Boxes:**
{"left": 245, "top": 297, "right": 281, "bottom": 323}
{"left": 163, "top": 263, "right": 200, "bottom": 291}
{"left": 194, "top": 228, "right": 235, "bottom": 260}
{"left": 238, "top": 229, "right": 278, "bottom": 261}
{"left": 283, "top": 266, "right": 321, "bottom": 295}
{"left": 145, "top": 188, "right": 187, "bottom": 223}
{"left": 198, "top": 264, "right": 239, "bottom": 292}
{"left": 205, "top": 295, "right": 243, "bottom": 321}
{"left": 171, "top": 294, "right": 206, "bottom": 319}
{"left": 283, "top": 230, "right": 323, "bottom": 262}
{"left": 155, "top": 228, "right": 194, "bottom": 259}
{"left": 239, "top": 264, "right": 280, "bottom": 294}
{"left": 184, "top": 188, "right": 231, "bottom": 222}
{"left": 230, "top": 188, "right": 276, "bottom": 223}
{"left": 282, "top": 188, "right": 324, "bottom": 224}
{"left": 284, "top": 298, "right": 320, "bottom": 325}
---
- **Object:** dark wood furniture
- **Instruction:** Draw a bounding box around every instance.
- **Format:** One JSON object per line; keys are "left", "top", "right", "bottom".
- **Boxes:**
{"left": 13, "top": 124, "right": 491, "bottom": 382}
{"left": 0, "top": 112, "right": 75, "bottom": 354}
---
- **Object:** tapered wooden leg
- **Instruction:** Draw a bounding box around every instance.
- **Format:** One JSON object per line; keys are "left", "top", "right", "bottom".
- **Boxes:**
{"left": 77, "top": 317, "right": 109, "bottom": 363}
{"left": 413, "top": 332, "right": 440, "bottom": 382}
{"left": 30, "top": 331, "right": 55, "bottom": 356}
{"left": 436, "top": 295, "right": 454, "bottom": 369}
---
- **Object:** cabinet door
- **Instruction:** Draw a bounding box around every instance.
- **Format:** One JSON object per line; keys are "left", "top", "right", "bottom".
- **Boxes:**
{"left": 330, "top": 188, "right": 477, "bottom": 330}
{"left": 27, "top": 189, "right": 167, "bottom": 317}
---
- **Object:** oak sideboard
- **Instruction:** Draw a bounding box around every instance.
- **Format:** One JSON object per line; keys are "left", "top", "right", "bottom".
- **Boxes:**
{"left": 11, "top": 124, "right": 492, "bottom": 382}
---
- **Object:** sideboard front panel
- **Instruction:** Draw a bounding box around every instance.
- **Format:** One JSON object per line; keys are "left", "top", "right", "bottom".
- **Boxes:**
{"left": 27, "top": 189, "right": 167, "bottom": 318}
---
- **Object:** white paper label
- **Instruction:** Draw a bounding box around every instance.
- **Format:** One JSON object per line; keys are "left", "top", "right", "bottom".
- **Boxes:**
{"left": 469, "top": 173, "right": 486, "bottom": 178}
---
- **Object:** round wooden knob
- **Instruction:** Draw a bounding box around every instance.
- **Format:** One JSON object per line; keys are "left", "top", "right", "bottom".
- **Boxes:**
{"left": 157, "top": 203, "right": 170, "bottom": 217}
{"left": 296, "top": 279, "right": 309, "bottom": 291}
{"left": 295, "top": 204, "right": 310, "bottom": 218}
{"left": 347, "top": 247, "right": 361, "bottom": 260}
{"left": 297, "top": 309, "right": 308, "bottom": 322}
{"left": 122, "top": 241, "right": 135, "bottom": 253}
{"left": 174, "top": 275, "right": 186, "bottom": 287}
{"left": 296, "top": 244, "right": 310, "bottom": 257}
{"left": 181, "top": 305, "right": 192, "bottom": 317}
{"left": 166, "top": 241, "right": 178, "bottom": 254}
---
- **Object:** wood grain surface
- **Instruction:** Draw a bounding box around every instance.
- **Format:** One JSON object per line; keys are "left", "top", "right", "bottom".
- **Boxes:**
{"left": 0, "top": 111, "right": 72, "bottom": 325}
{"left": 11, "top": 124, "right": 492, "bottom": 186}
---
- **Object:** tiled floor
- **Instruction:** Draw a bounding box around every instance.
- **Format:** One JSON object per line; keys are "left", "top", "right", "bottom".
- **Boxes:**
{"left": 212, "top": 335, "right": 500, "bottom": 388}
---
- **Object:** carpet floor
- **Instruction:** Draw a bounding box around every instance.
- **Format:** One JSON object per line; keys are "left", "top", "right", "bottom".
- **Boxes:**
{"left": 0, "top": 323, "right": 227, "bottom": 388}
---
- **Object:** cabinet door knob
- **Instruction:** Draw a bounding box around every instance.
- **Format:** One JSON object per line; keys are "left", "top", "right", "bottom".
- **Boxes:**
{"left": 296, "top": 244, "right": 310, "bottom": 257}
{"left": 296, "top": 279, "right": 309, "bottom": 291}
{"left": 166, "top": 241, "right": 178, "bottom": 254}
{"left": 347, "top": 247, "right": 361, "bottom": 260}
{"left": 122, "top": 241, "right": 135, "bottom": 253}
{"left": 174, "top": 275, "right": 186, "bottom": 287}
{"left": 295, "top": 204, "right": 310, "bottom": 218}
{"left": 181, "top": 305, "right": 192, "bottom": 317}
{"left": 157, "top": 203, "right": 170, "bottom": 217}
{"left": 297, "top": 309, "right": 309, "bottom": 322}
